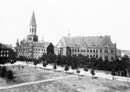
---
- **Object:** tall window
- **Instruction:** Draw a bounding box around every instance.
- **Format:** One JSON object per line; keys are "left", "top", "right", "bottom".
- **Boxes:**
{"left": 87, "top": 49, "right": 89, "bottom": 52}
{"left": 100, "top": 50, "right": 102, "bottom": 53}
{"left": 90, "top": 49, "right": 92, "bottom": 53}
{"left": 111, "top": 50, "right": 113, "bottom": 53}
{"left": 111, "top": 57, "right": 113, "bottom": 60}
{"left": 96, "top": 55, "right": 98, "bottom": 58}
{"left": 93, "top": 55, "right": 95, "bottom": 57}
{"left": 93, "top": 50, "right": 95, "bottom": 53}
{"left": 105, "top": 56, "right": 108, "bottom": 60}
{"left": 105, "top": 50, "right": 108, "bottom": 53}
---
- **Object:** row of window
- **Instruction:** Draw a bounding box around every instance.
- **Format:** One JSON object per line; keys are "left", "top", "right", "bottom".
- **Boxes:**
{"left": 87, "top": 54, "right": 98, "bottom": 58}
{"left": 18, "top": 48, "right": 46, "bottom": 52}
{"left": 71, "top": 49, "right": 98, "bottom": 53}
{"left": 18, "top": 52, "right": 45, "bottom": 55}
{"left": 30, "top": 28, "right": 36, "bottom": 33}
{"left": 105, "top": 56, "right": 114, "bottom": 60}
{"left": 70, "top": 49, "right": 114, "bottom": 54}
{"left": 0, "top": 50, "right": 9, "bottom": 53}
{"left": 18, "top": 50, "right": 46, "bottom": 53}
{"left": 0, "top": 54, "right": 9, "bottom": 57}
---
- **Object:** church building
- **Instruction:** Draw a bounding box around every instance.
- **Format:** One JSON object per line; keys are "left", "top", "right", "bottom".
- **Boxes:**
{"left": 15, "top": 12, "right": 54, "bottom": 59}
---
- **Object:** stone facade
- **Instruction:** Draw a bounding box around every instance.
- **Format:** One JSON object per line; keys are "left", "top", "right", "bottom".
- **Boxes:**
{"left": 15, "top": 12, "right": 54, "bottom": 59}
{"left": 55, "top": 36, "right": 117, "bottom": 61}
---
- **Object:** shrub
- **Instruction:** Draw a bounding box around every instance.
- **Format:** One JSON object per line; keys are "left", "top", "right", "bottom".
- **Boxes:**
{"left": 111, "top": 69, "right": 116, "bottom": 80}
{"left": 53, "top": 63, "right": 57, "bottom": 72}
{"left": 91, "top": 69, "right": 95, "bottom": 79}
{"left": 6, "top": 70, "right": 14, "bottom": 82}
{"left": 0, "top": 66, "right": 7, "bottom": 78}
{"left": 64, "top": 65, "right": 69, "bottom": 75}
{"left": 76, "top": 69, "right": 80, "bottom": 77}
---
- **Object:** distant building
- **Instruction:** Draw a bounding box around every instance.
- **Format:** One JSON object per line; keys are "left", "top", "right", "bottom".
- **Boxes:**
{"left": 0, "top": 43, "right": 15, "bottom": 62}
{"left": 55, "top": 35, "right": 118, "bottom": 61}
{"left": 121, "top": 50, "right": 130, "bottom": 57}
{"left": 116, "top": 48, "right": 121, "bottom": 58}
{"left": 15, "top": 12, "right": 54, "bottom": 59}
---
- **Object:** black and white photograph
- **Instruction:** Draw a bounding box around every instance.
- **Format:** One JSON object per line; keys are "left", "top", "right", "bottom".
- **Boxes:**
{"left": 0, "top": 0, "right": 130, "bottom": 92}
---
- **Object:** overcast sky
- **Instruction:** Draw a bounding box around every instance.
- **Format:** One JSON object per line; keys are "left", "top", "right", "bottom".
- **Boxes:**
{"left": 0, "top": 0, "right": 130, "bottom": 50}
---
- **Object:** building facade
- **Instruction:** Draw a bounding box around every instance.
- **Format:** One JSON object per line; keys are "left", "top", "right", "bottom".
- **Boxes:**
{"left": 15, "top": 12, "right": 54, "bottom": 59}
{"left": 0, "top": 43, "right": 15, "bottom": 62}
{"left": 121, "top": 50, "right": 130, "bottom": 57}
{"left": 55, "top": 35, "right": 117, "bottom": 61}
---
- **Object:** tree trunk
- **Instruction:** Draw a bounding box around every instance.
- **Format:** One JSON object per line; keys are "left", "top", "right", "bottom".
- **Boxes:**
{"left": 78, "top": 73, "right": 79, "bottom": 77}
{"left": 127, "top": 77, "right": 129, "bottom": 82}
{"left": 35, "top": 65, "right": 36, "bottom": 69}
{"left": 66, "top": 71, "right": 67, "bottom": 75}
{"left": 113, "top": 76, "right": 114, "bottom": 80}
{"left": 73, "top": 70, "right": 74, "bottom": 74}
{"left": 62, "top": 67, "right": 63, "bottom": 72}
{"left": 92, "top": 75, "right": 93, "bottom": 79}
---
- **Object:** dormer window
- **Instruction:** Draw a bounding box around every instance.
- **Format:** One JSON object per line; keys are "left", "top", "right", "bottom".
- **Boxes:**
{"left": 105, "top": 45, "right": 109, "bottom": 48}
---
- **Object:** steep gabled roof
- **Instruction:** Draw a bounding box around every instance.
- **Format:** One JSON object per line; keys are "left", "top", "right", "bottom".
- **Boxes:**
{"left": 0, "top": 43, "right": 12, "bottom": 49}
{"left": 56, "top": 36, "right": 115, "bottom": 48}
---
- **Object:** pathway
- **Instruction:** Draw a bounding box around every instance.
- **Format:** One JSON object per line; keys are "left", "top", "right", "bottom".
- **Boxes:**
{"left": 0, "top": 75, "right": 75, "bottom": 90}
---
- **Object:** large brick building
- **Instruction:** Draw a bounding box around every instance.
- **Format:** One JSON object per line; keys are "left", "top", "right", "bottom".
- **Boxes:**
{"left": 15, "top": 12, "right": 54, "bottom": 59}
{"left": 55, "top": 35, "right": 117, "bottom": 61}
{"left": 0, "top": 43, "right": 15, "bottom": 62}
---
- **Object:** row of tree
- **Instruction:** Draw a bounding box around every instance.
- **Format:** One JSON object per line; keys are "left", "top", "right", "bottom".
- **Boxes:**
{"left": 40, "top": 53, "right": 129, "bottom": 73}
{"left": 16, "top": 53, "right": 130, "bottom": 78}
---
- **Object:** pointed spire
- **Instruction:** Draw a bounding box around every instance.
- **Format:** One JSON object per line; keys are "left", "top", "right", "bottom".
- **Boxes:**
{"left": 17, "top": 38, "right": 19, "bottom": 43}
{"left": 68, "top": 28, "right": 70, "bottom": 37}
{"left": 42, "top": 37, "right": 44, "bottom": 42}
{"left": 30, "top": 11, "right": 36, "bottom": 26}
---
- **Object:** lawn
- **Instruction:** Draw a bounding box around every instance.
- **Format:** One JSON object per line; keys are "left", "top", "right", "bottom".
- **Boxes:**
{"left": 56, "top": 76, "right": 130, "bottom": 92}
{"left": 0, "top": 65, "right": 67, "bottom": 87}
{"left": 0, "top": 65, "right": 130, "bottom": 92}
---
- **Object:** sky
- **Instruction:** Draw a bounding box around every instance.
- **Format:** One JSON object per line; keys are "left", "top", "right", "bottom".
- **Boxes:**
{"left": 0, "top": 0, "right": 130, "bottom": 50}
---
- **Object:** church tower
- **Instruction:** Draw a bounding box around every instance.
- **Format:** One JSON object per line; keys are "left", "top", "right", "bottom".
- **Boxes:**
{"left": 27, "top": 11, "right": 38, "bottom": 42}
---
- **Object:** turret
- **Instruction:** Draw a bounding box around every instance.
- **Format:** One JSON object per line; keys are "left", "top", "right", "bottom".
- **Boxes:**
{"left": 27, "top": 11, "right": 38, "bottom": 42}
{"left": 29, "top": 11, "right": 37, "bottom": 35}
{"left": 16, "top": 39, "right": 19, "bottom": 47}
